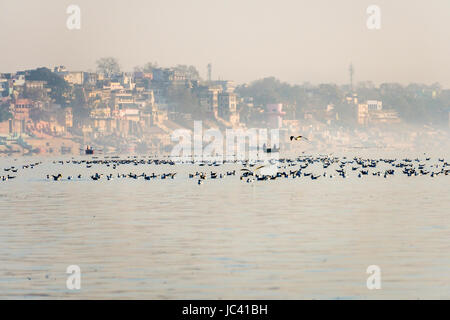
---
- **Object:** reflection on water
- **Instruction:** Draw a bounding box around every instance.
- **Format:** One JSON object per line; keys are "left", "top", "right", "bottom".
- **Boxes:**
{"left": 0, "top": 155, "right": 449, "bottom": 299}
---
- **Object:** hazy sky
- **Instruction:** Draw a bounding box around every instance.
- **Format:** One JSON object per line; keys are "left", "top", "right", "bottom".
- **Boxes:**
{"left": 1, "top": 0, "right": 449, "bottom": 86}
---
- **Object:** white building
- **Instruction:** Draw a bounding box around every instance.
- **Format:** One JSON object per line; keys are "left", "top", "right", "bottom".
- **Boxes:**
{"left": 64, "top": 72, "right": 84, "bottom": 85}
{"left": 367, "top": 100, "right": 383, "bottom": 111}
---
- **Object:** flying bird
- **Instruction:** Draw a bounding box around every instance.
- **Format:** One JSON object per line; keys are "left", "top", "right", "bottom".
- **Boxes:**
{"left": 290, "top": 135, "right": 309, "bottom": 141}
{"left": 241, "top": 165, "right": 266, "bottom": 173}
{"left": 240, "top": 165, "right": 267, "bottom": 176}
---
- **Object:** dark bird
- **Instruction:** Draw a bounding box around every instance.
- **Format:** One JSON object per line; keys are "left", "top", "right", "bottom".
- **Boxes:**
{"left": 290, "top": 135, "right": 309, "bottom": 141}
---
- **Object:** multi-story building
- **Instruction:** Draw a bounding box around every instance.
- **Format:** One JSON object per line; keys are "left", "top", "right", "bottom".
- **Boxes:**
{"left": 197, "top": 85, "right": 221, "bottom": 117}
{"left": 83, "top": 72, "right": 98, "bottom": 86}
{"left": 105, "top": 82, "right": 124, "bottom": 91}
{"left": 345, "top": 93, "right": 358, "bottom": 105}
{"left": 65, "top": 108, "right": 73, "bottom": 128}
{"left": 64, "top": 72, "right": 84, "bottom": 85}
{"left": 12, "top": 98, "right": 34, "bottom": 121}
{"left": 357, "top": 103, "right": 369, "bottom": 125}
{"left": 218, "top": 92, "right": 238, "bottom": 124}
{"left": 152, "top": 68, "right": 187, "bottom": 84}
{"left": 210, "top": 80, "right": 236, "bottom": 93}
{"left": 25, "top": 80, "right": 46, "bottom": 90}
{"left": 367, "top": 100, "right": 383, "bottom": 111}
{"left": 358, "top": 100, "right": 399, "bottom": 125}
{"left": 369, "top": 110, "right": 400, "bottom": 124}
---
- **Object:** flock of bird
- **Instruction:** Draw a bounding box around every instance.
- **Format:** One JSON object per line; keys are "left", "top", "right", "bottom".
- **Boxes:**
{"left": 1, "top": 154, "right": 449, "bottom": 185}
{"left": 47, "top": 171, "right": 177, "bottom": 181}
{"left": 1, "top": 161, "right": 42, "bottom": 181}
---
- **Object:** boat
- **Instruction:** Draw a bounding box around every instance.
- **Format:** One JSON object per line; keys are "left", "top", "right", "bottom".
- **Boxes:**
{"left": 85, "top": 145, "right": 94, "bottom": 155}
{"left": 262, "top": 143, "right": 280, "bottom": 153}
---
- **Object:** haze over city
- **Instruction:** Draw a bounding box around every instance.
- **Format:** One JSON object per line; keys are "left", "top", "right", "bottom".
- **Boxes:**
{"left": 1, "top": 0, "right": 449, "bottom": 86}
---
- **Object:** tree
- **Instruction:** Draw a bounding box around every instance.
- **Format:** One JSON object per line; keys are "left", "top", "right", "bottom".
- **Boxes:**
{"left": 0, "top": 103, "right": 12, "bottom": 122}
{"left": 174, "top": 65, "right": 200, "bottom": 80}
{"left": 29, "top": 108, "right": 46, "bottom": 122}
{"left": 143, "top": 62, "right": 158, "bottom": 73}
{"left": 71, "top": 87, "right": 90, "bottom": 124}
{"left": 166, "top": 85, "right": 201, "bottom": 115}
{"left": 96, "top": 57, "right": 121, "bottom": 78}
{"left": 26, "top": 67, "right": 71, "bottom": 106}
{"left": 236, "top": 77, "right": 305, "bottom": 106}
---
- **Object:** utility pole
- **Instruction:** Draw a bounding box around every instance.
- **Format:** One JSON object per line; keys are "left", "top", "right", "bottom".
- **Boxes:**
{"left": 349, "top": 63, "right": 354, "bottom": 93}
{"left": 207, "top": 63, "right": 212, "bottom": 82}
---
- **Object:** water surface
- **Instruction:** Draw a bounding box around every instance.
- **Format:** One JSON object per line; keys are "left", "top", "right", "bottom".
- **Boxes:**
{"left": 0, "top": 154, "right": 449, "bottom": 299}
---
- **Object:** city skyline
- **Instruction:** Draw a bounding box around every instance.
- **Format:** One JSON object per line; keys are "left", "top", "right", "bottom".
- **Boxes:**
{"left": 1, "top": 0, "right": 449, "bottom": 86}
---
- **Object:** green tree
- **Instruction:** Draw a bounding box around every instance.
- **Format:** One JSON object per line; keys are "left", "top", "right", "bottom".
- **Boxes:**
{"left": 0, "top": 103, "right": 12, "bottom": 122}
{"left": 25, "top": 67, "right": 71, "bottom": 106}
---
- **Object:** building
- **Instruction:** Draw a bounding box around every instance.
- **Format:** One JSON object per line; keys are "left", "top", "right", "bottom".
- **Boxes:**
{"left": 90, "top": 107, "right": 114, "bottom": 133}
{"left": 142, "top": 104, "right": 168, "bottom": 126}
{"left": 64, "top": 72, "right": 84, "bottom": 85}
{"left": 210, "top": 80, "right": 236, "bottom": 93}
{"left": 25, "top": 80, "right": 46, "bottom": 90}
{"left": 358, "top": 100, "right": 399, "bottom": 125}
{"left": 370, "top": 110, "right": 401, "bottom": 124}
{"left": 218, "top": 92, "right": 237, "bottom": 116}
{"left": 218, "top": 92, "right": 239, "bottom": 125}
{"left": 358, "top": 100, "right": 382, "bottom": 125}
{"left": 345, "top": 93, "right": 358, "bottom": 105}
{"left": 65, "top": 108, "right": 73, "bottom": 128}
{"left": 152, "top": 68, "right": 187, "bottom": 83}
{"left": 13, "top": 75, "right": 26, "bottom": 87}
{"left": 12, "top": 98, "right": 34, "bottom": 121}
{"left": 357, "top": 103, "right": 369, "bottom": 125}
{"left": 105, "top": 82, "right": 123, "bottom": 91}
{"left": 83, "top": 72, "right": 98, "bottom": 86}
{"left": 266, "top": 104, "right": 285, "bottom": 129}
{"left": 198, "top": 86, "right": 221, "bottom": 117}
{"left": 118, "top": 108, "right": 140, "bottom": 122}
{"left": 367, "top": 100, "right": 383, "bottom": 111}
